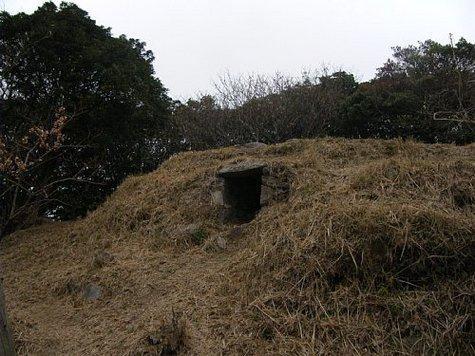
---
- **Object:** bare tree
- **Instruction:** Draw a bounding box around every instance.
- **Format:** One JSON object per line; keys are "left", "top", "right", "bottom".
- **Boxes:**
{"left": 171, "top": 69, "right": 355, "bottom": 150}
{"left": 0, "top": 107, "right": 100, "bottom": 237}
{"left": 213, "top": 71, "right": 295, "bottom": 108}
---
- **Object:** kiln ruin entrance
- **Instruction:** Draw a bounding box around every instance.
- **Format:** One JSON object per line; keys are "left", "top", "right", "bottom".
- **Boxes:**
{"left": 217, "top": 162, "right": 265, "bottom": 222}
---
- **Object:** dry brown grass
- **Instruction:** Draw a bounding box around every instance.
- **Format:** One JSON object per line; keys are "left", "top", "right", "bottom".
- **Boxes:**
{"left": 1, "top": 138, "right": 474, "bottom": 355}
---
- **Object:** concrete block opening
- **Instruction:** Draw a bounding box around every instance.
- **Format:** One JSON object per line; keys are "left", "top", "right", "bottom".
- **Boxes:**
{"left": 217, "top": 163, "right": 265, "bottom": 222}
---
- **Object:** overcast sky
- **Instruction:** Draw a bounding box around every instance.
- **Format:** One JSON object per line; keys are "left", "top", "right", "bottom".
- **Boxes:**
{"left": 3, "top": 0, "right": 474, "bottom": 100}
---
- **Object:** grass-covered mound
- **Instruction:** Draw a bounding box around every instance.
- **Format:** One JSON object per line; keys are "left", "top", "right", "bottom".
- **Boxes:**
{"left": 1, "top": 138, "right": 474, "bottom": 354}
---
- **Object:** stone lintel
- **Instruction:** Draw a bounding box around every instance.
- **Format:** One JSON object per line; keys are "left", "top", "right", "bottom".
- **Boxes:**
{"left": 217, "top": 162, "right": 265, "bottom": 179}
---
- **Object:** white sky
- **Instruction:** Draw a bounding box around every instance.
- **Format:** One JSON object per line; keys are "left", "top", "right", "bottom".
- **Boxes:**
{"left": 3, "top": 0, "right": 474, "bottom": 100}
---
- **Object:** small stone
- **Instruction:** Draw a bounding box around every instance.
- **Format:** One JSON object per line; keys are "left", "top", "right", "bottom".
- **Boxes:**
{"left": 216, "top": 236, "right": 227, "bottom": 250}
{"left": 227, "top": 224, "right": 246, "bottom": 239}
{"left": 211, "top": 190, "right": 224, "bottom": 205}
{"left": 240, "top": 142, "right": 267, "bottom": 149}
{"left": 92, "top": 250, "right": 114, "bottom": 268}
{"left": 83, "top": 283, "right": 102, "bottom": 301}
{"left": 202, "top": 235, "right": 227, "bottom": 252}
{"left": 260, "top": 185, "right": 273, "bottom": 206}
{"left": 182, "top": 223, "right": 201, "bottom": 234}
{"left": 175, "top": 223, "right": 201, "bottom": 238}
{"left": 147, "top": 335, "right": 160, "bottom": 345}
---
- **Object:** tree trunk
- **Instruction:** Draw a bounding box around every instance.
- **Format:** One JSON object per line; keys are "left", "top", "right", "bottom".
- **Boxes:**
{"left": 0, "top": 271, "right": 15, "bottom": 356}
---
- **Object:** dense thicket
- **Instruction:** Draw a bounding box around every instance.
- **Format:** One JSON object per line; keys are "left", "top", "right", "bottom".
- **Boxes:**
{"left": 172, "top": 38, "right": 474, "bottom": 150}
{"left": 335, "top": 38, "right": 475, "bottom": 142}
{"left": 0, "top": 2, "right": 171, "bottom": 235}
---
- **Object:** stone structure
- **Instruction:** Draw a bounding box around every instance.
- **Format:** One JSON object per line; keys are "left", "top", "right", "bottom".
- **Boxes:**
{"left": 217, "top": 162, "right": 265, "bottom": 222}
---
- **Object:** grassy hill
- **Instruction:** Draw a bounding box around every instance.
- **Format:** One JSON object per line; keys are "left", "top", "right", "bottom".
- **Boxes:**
{"left": 1, "top": 138, "right": 474, "bottom": 354}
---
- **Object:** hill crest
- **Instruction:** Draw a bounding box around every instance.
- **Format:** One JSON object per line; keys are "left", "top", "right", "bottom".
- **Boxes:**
{"left": 1, "top": 138, "right": 474, "bottom": 354}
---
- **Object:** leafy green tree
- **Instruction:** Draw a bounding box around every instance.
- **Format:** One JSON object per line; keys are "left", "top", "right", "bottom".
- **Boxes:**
{"left": 337, "top": 38, "right": 474, "bottom": 143}
{"left": 0, "top": 2, "right": 171, "bottom": 222}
